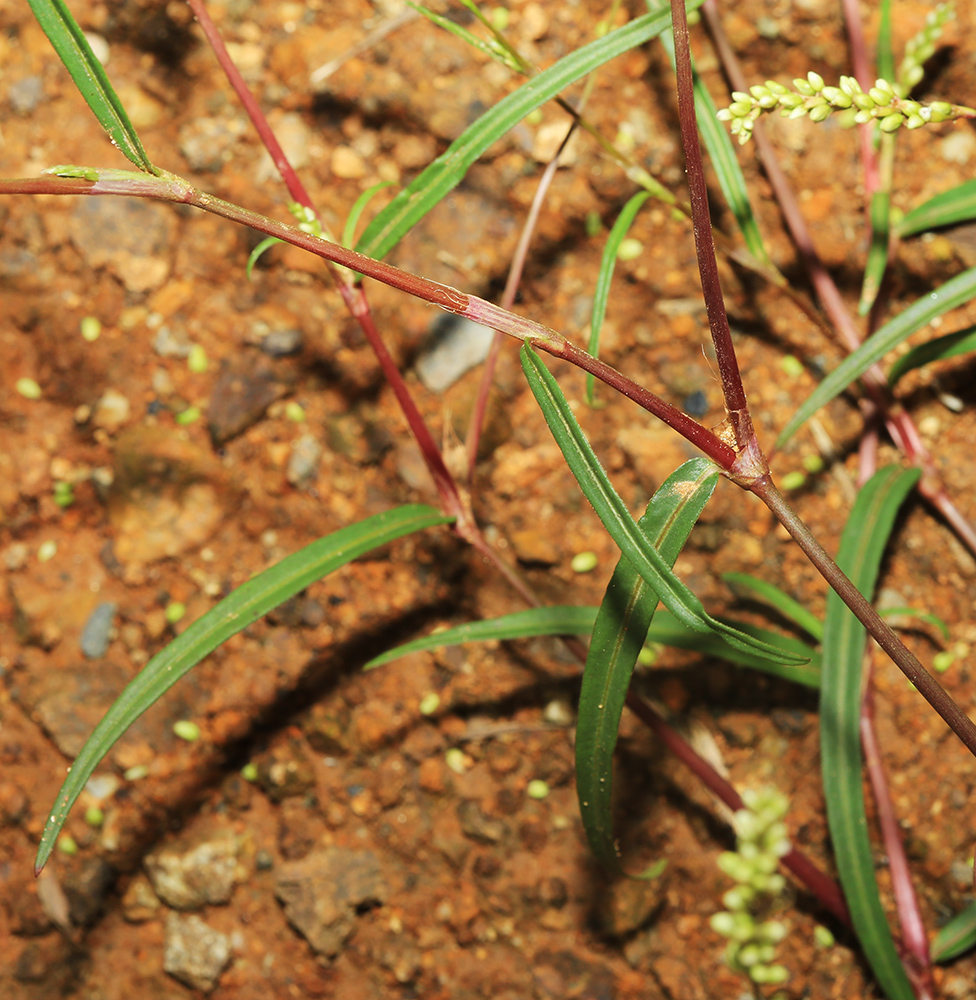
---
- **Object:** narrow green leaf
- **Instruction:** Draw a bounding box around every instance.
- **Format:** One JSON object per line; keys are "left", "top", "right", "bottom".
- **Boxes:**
{"left": 364, "top": 605, "right": 598, "bottom": 669}
{"left": 355, "top": 1, "right": 705, "bottom": 260}
{"left": 656, "top": 21, "right": 771, "bottom": 268}
{"left": 820, "top": 465, "right": 920, "bottom": 1000}
{"left": 723, "top": 572, "right": 824, "bottom": 642}
{"left": 586, "top": 191, "right": 651, "bottom": 404}
{"left": 577, "top": 458, "right": 717, "bottom": 875}
{"left": 407, "top": 2, "right": 525, "bottom": 73}
{"left": 859, "top": 190, "right": 891, "bottom": 316}
{"left": 876, "top": 0, "right": 895, "bottom": 88}
{"left": 776, "top": 265, "right": 976, "bottom": 447}
{"left": 35, "top": 505, "right": 452, "bottom": 874}
{"left": 932, "top": 900, "right": 976, "bottom": 963}
{"left": 342, "top": 181, "right": 395, "bottom": 249}
{"left": 877, "top": 606, "right": 951, "bottom": 640}
{"left": 520, "top": 343, "right": 808, "bottom": 665}
{"left": 247, "top": 236, "right": 283, "bottom": 278}
{"left": 27, "top": 0, "right": 155, "bottom": 173}
{"left": 365, "top": 605, "right": 820, "bottom": 685}
{"left": 897, "top": 180, "right": 976, "bottom": 237}
{"left": 887, "top": 324, "right": 976, "bottom": 387}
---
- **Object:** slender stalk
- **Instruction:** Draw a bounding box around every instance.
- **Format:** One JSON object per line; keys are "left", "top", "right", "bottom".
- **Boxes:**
{"left": 624, "top": 691, "right": 851, "bottom": 927}
{"left": 753, "top": 475, "right": 976, "bottom": 758}
{"left": 861, "top": 664, "right": 934, "bottom": 995}
{"left": 669, "top": 0, "right": 749, "bottom": 426}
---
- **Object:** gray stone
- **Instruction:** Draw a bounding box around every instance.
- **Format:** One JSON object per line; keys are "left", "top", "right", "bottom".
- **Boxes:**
{"left": 416, "top": 315, "right": 495, "bottom": 392}
{"left": 80, "top": 602, "right": 117, "bottom": 658}
{"left": 286, "top": 434, "right": 322, "bottom": 487}
{"left": 260, "top": 328, "right": 303, "bottom": 356}
{"left": 9, "top": 76, "right": 45, "bottom": 114}
{"left": 207, "top": 354, "right": 293, "bottom": 445}
{"left": 163, "top": 912, "right": 232, "bottom": 992}
{"left": 457, "top": 800, "right": 508, "bottom": 844}
{"left": 274, "top": 848, "right": 387, "bottom": 957}
{"left": 145, "top": 831, "right": 241, "bottom": 909}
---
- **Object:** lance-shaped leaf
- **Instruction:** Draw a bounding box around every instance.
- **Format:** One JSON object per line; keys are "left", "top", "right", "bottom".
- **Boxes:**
{"left": 365, "top": 606, "right": 820, "bottom": 684}
{"left": 576, "top": 458, "right": 716, "bottom": 875}
{"left": 820, "top": 466, "right": 920, "bottom": 1000}
{"left": 520, "top": 343, "right": 808, "bottom": 665}
{"left": 776, "top": 266, "right": 976, "bottom": 447}
{"left": 35, "top": 505, "right": 452, "bottom": 874}
{"left": 28, "top": 0, "right": 156, "bottom": 173}
{"left": 897, "top": 179, "right": 976, "bottom": 238}
{"left": 887, "top": 324, "right": 976, "bottom": 388}
{"left": 355, "top": 1, "right": 706, "bottom": 260}
{"left": 932, "top": 901, "right": 976, "bottom": 963}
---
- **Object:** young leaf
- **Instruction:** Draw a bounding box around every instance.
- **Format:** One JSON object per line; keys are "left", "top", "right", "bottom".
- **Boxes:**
{"left": 34, "top": 505, "right": 452, "bottom": 875}
{"left": 897, "top": 179, "right": 976, "bottom": 238}
{"left": 576, "top": 458, "right": 717, "bottom": 876}
{"left": 27, "top": 0, "right": 156, "bottom": 174}
{"left": 776, "top": 265, "right": 976, "bottom": 447}
{"left": 723, "top": 572, "right": 824, "bottom": 642}
{"left": 820, "top": 465, "right": 920, "bottom": 1000}
{"left": 859, "top": 190, "right": 891, "bottom": 316}
{"left": 586, "top": 192, "right": 652, "bottom": 404}
{"left": 520, "top": 343, "right": 807, "bottom": 666}
{"left": 247, "top": 236, "right": 283, "bottom": 278}
{"left": 342, "top": 181, "right": 395, "bottom": 249}
{"left": 887, "top": 324, "right": 976, "bottom": 387}
{"left": 364, "top": 605, "right": 598, "bottom": 669}
{"left": 932, "top": 900, "right": 976, "bottom": 963}
{"left": 355, "top": 1, "right": 706, "bottom": 260}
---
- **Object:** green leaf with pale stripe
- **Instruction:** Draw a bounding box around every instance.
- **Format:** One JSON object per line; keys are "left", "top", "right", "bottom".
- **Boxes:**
{"left": 355, "top": 1, "right": 705, "bottom": 260}
{"left": 520, "top": 343, "right": 808, "bottom": 666}
{"left": 776, "top": 266, "right": 976, "bottom": 447}
{"left": 898, "top": 179, "right": 976, "bottom": 237}
{"left": 887, "top": 324, "right": 976, "bottom": 387}
{"left": 723, "top": 572, "right": 824, "bottom": 642}
{"left": 28, "top": 0, "right": 155, "bottom": 173}
{"left": 577, "top": 458, "right": 716, "bottom": 875}
{"left": 35, "top": 505, "right": 452, "bottom": 874}
{"left": 821, "top": 465, "right": 920, "bottom": 1000}
{"left": 932, "top": 901, "right": 976, "bottom": 963}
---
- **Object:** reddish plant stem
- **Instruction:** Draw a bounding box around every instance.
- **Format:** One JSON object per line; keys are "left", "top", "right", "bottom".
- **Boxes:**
{"left": 624, "top": 691, "right": 851, "bottom": 927}
{"left": 701, "top": 2, "right": 976, "bottom": 560}
{"left": 753, "top": 474, "right": 976, "bottom": 758}
{"left": 861, "top": 664, "right": 934, "bottom": 995}
{"left": 840, "top": 0, "right": 881, "bottom": 198}
{"left": 669, "top": 0, "right": 748, "bottom": 426}
{"left": 185, "top": 0, "right": 469, "bottom": 527}
{"left": 465, "top": 122, "right": 578, "bottom": 482}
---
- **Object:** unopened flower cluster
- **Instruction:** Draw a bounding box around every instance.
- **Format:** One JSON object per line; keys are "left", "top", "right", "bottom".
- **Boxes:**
{"left": 899, "top": 2, "right": 956, "bottom": 93}
{"left": 718, "top": 71, "right": 974, "bottom": 145}
{"left": 709, "top": 787, "right": 792, "bottom": 987}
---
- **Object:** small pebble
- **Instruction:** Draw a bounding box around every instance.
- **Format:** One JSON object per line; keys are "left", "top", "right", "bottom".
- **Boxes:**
{"left": 173, "top": 720, "right": 201, "bottom": 742}
{"left": 187, "top": 344, "right": 208, "bottom": 373}
{"left": 419, "top": 692, "right": 441, "bottom": 715}
{"left": 16, "top": 377, "right": 41, "bottom": 399}
{"left": 80, "top": 316, "right": 101, "bottom": 341}
{"left": 38, "top": 540, "right": 57, "bottom": 562}
{"left": 527, "top": 780, "right": 550, "bottom": 799}
{"left": 80, "top": 602, "right": 117, "bottom": 658}
{"left": 165, "top": 602, "right": 187, "bottom": 624}
{"left": 286, "top": 433, "right": 322, "bottom": 487}
{"left": 571, "top": 551, "right": 598, "bottom": 573}
{"left": 261, "top": 329, "right": 303, "bottom": 356}
{"left": 617, "top": 238, "right": 643, "bottom": 261}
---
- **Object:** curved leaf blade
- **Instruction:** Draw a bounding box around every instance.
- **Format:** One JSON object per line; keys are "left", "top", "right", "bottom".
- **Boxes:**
{"left": 355, "top": 1, "right": 705, "bottom": 260}
{"left": 821, "top": 466, "right": 920, "bottom": 1000}
{"left": 28, "top": 0, "right": 155, "bottom": 173}
{"left": 35, "top": 504, "right": 452, "bottom": 874}
{"left": 577, "top": 458, "right": 717, "bottom": 875}
{"left": 723, "top": 572, "right": 824, "bottom": 642}
{"left": 887, "top": 324, "right": 976, "bottom": 387}
{"left": 776, "top": 266, "right": 976, "bottom": 447}
{"left": 364, "top": 605, "right": 598, "bottom": 668}
{"left": 520, "top": 343, "right": 807, "bottom": 665}
{"left": 932, "top": 901, "right": 976, "bottom": 963}
{"left": 586, "top": 191, "right": 652, "bottom": 404}
{"left": 365, "top": 605, "right": 820, "bottom": 684}
{"left": 898, "top": 179, "right": 976, "bottom": 238}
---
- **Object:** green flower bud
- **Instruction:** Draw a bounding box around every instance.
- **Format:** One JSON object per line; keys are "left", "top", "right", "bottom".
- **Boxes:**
{"left": 777, "top": 93, "right": 805, "bottom": 109}
{"left": 839, "top": 75, "right": 863, "bottom": 95}
{"left": 852, "top": 93, "right": 876, "bottom": 110}
{"left": 806, "top": 70, "right": 825, "bottom": 91}
{"left": 906, "top": 114, "right": 926, "bottom": 129}
{"left": 787, "top": 105, "right": 809, "bottom": 120}
{"left": 766, "top": 80, "right": 789, "bottom": 96}
{"left": 822, "top": 86, "right": 852, "bottom": 108}
{"left": 853, "top": 109, "right": 874, "bottom": 124}
{"left": 873, "top": 77, "right": 896, "bottom": 98}
{"left": 731, "top": 91, "right": 752, "bottom": 103}
{"left": 729, "top": 101, "right": 755, "bottom": 117}
{"left": 879, "top": 112, "right": 906, "bottom": 133}
{"left": 869, "top": 86, "right": 893, "bottom": 105}
{"left": 808, "top": 103, "right": 832, "bottom": 123}
{"left": 793, "top": 78, "right": 816, "bottom": 96}
{"left": 716, "top": 108, "right": 733, "bottom": 121}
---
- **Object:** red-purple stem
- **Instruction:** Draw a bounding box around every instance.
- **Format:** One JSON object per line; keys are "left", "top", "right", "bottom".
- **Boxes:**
{"left": 624, "top": 691, "right": 851, "bottom": 927}
{"left": 861, "top": 665, "right": 934, "bottom": 994}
